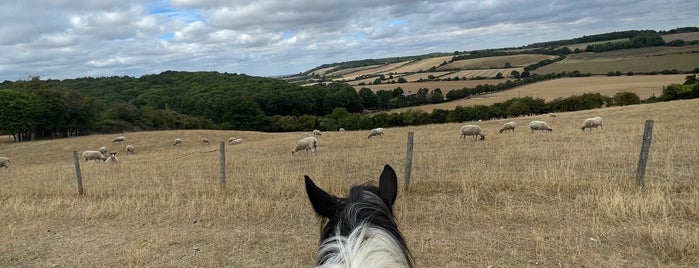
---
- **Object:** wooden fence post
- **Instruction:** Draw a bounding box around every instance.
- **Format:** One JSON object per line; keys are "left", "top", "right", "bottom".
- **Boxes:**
{"left": 219, "top": 141, "right": 226, "bottom": 189}
{"left": 404, "top": 132, "right": 414, "bottom": 192}
{"left": 72, "top": 151, "right": 84, "bottom": 195}
{"left": 635, "top": 120, "right": 654, "bottom": 186}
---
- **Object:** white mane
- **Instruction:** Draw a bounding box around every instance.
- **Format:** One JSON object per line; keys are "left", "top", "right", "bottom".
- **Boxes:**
{"left": 316, "top": 222, "right": 411, "bottom": 268}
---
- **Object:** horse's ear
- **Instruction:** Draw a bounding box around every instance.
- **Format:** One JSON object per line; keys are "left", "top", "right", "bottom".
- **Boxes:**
{"left": 305, "top": 176, "right": 338, "bottom": 218}
{"left": 378, "top": 164, "right": 398, "bottom": 208}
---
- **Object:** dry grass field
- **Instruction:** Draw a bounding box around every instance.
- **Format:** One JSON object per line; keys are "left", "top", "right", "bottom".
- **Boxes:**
{"left": 352, "top": 78, "right": 505, "bottom": 94}
{"left": 439, "top": 54, "right": 557, "bottom": 70}
{"left": 390, "top": 56, "right": 455, "bottom": 73}
{"left": 387, "top": 74, "right": 689, "bottom": 114}
{"left": 1, "top": 98, "right": 698, "bottom": 267}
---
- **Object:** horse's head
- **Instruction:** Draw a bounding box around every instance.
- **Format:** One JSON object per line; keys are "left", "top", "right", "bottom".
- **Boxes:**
{"left": 304, "top": 164, "right": 412, "bottom": 267}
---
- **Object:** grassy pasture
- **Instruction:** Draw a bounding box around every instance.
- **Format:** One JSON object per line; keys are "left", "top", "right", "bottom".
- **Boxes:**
{"left": 662, "top": 32, "right": 699, "bottom": 42}
{"left": 1, "top": 98, "right": 698, "bottom": 267}
{"left": 557, "top": 38, "right": 629, "bottom": 51}
{"left": 386, "top": 74, "right": 688, "bottom": 114}
{"left": 535, "top": 54, "right": 699, "bottom": 75}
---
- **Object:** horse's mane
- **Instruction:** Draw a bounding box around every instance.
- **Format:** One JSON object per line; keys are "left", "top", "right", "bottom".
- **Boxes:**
{"left": 305, "top": 165, "right": 413, "bottom": 268}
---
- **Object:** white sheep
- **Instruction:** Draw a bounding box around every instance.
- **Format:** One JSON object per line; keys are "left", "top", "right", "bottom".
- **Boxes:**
{"left": 104, "top": 152, "right": 118, "bottom": 164}
{"left": 338, "top": 128, "right": 345, "bottom": 132}
{"left": 313, "top": 129, "right": 322, "bottom": 136}
{"left": 368, "top": 128, "right": 385, "bottom": 138}
{"left": 229, "top": 138, "right": 244, "bottom": 145}
{"left": 201, "top": 138, "right": 210, "bottom": 144}
{"left": 82, "top": 151, "right": 106, "bottom": 162}
{"left": 529, "top": 120, "right": 553, "bottom": 132}
{"left": 112, "top": 136, "right": 126, "bottom": 143}
{"left": 499, "top": 121, "right": 516, "bottom": 133}
{"left": 98, "top": 145, "right": 108, "bottom": 154}
{"left": 174, "top": 138, "right": 182, "bottom": 146}
{"left": 292, "top": 136, "right": 318, "bottom": 156}
{"left": 460, "top": 125, "right": 486, "bottom": 140}
{"left": 126, "top": 144, "right": 136, "bottom": 154}
{"left": 581, "top": 116, "right": 604, "bottom": 131}
{"left": 0, "top": 157, "right": 10, "bottom": 169}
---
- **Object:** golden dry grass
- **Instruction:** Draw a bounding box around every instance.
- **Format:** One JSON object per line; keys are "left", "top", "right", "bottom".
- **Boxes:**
{"left": 387, "top": 74, "right": 688, "bottom": 114}
{"left": 331, "top": 61, "right": 412, "bottom": 81}
{"left": 390, "top": 56, "right": 455, "bottom": 73}
{"left": 439, "top": 54, "right": 557, "bottom": 70}
{"left": 352, "top": 79, "right": 505, "bottom": 94}
{"left": 1, "top": 99, "right": 698, "bottom": 267}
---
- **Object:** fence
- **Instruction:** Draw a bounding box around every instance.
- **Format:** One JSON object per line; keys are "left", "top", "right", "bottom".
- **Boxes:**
{"left": 18, "top": 123, "right": 654, "bottom": 195}
{"left": 70, "top": 141, "right": 228, "bottom": 195}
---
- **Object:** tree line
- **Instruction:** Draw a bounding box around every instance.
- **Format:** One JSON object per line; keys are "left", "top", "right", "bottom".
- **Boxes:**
{"left": 1, "top": 70, "right": 697, "bottom": 141}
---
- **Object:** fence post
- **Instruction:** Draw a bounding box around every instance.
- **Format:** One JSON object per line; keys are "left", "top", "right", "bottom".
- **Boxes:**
{"left": 635, "top": 120, "right": 654, "bottom": 186}
{"left": 404, "top": 132, "right": 414, "bottom": 192}
{"left": 72, "top": 150, "right": 84, "bottom": 195}
{"left": 219, "top": 141, "right": 226, "bottom": 190}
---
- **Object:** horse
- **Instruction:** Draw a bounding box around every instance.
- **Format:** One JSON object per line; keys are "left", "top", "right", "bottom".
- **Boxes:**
{"left": 304, "top": 164, "right": 413, "bottom": 267}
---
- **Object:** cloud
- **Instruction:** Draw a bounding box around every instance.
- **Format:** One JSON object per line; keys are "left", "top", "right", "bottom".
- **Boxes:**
{"left": 0, "top": 0, "right": 697, "bottom": 80}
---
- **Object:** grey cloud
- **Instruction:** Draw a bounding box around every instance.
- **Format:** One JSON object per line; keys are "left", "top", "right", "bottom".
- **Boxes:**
{"left": 0, "top": 0, "right": 697, "bottom": 80}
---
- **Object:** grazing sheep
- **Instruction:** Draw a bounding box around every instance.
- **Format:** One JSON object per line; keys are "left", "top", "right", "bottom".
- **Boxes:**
{"left": 98, "top": 145, "right": 108, "bottom": 154}
{"left": 292, "top": 136, "right": 318, "bottom": 156}
{"left": 173, "top": 138, "right": 182, "bottom": 146}
{"left": 126, "top": 144, "right": 136, "bottom": 154}
{"left": 368, "top": 128, "right": 385, "bottom": 138}
{"left": 229, "top": 138, "right": 243, "bottom": 145}
{"left": 338, "top": 128, "right": 345, "bottom": 132}
{"left": 112, "top": 136, "right": 126, "bottom": 143}
{"left": 529, "top": 120, "right": 553, "bottom": 132}
{"left": 581, "top": 116, "right": 603, "bottom": 131}
{"left": 460, "top": 125, "right": 486, "bottom": 140}
{"left": 0, "top": 157, "right": 10, "bottom": 169}
{"left": 313, "top": 129, "right": 322, "bottom": 136}
{"left": 499, "top": 121, "right": 516, "bottom": 133}
{"left": 82, "top": 151, "right": 106, "bottom": 162}
{"left": 201, "top": 138, "right": 210, "bottom": 144}
{"left": 104, "top": 152, "right": 118, "bottom": 164}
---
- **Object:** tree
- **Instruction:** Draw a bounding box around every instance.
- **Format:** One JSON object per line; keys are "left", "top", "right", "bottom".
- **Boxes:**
{"left": 358, "top": 88, "right": 378, "bottom": 109}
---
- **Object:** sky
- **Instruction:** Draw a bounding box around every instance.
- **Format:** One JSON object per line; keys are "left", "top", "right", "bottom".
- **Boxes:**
{"left": 0, "top": 0, "right": 697, "bottom": 81}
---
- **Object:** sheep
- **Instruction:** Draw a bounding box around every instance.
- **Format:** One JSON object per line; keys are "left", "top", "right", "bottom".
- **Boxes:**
{"left": 98, "top": 145, "right": 108, "bottom": 154}
{"left": 581, "top": 116, "right": 603, "bottom": 131}
{"left": 229, "top": 138, "right": 244, "bottom": 145}
{"left": 82, "top": 151, "right": 106, "bottom": 162}
{"left": 126, "top": 144, "right": 136, "bottom": 154}
{"left": 460, "top": 125, "right": 486, "bottom": 140}
{"left": 313, "top": 129, "right": 322, "bottom": 136}
{"left": 292, "top": 136, "right": 318, "bottom": 156}
{"left": 368, "top": 128, "right": 385, "bottom": 138}
{"left": 338, "top": 128, "right": 345, "bottom": 132}
{"left": 499, "top": 121, "right": 516, "bottom": 133}
{"left": 228, "top": 137, "right": 238, "bottom": 144}
{"left": 112, "top": 136, "right": 126, "bottom": 143}
{"left": 104, "top": 152, "right": 118, "bottom": 164}
{"left": 529, "top": 120, "right": 553, "bottom": 132}
{"left": 0, "top": 157, "right": 10, "bottom": 169}
{"left": 202, "top": 138, "right": 210, "bottom": 144}
{"left": 174, "top": 138, "right": 182, "bottom": 146}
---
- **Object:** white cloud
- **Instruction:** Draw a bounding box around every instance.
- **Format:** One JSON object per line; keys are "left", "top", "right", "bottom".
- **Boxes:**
{"left": 0, "top": 0, "right": 697, "bottom": 80}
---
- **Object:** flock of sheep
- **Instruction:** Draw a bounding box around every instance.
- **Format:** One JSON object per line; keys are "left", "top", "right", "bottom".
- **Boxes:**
{"left": 78, "top": 135, "right": 245, "bottom": 165}
{"left": 0, "top": 117, "right": 604, "bottom": 167}
{"left": 292, "top": 116, "right": 600, "bottom": 157}
{"left": 460, "top": 116, "right": 603, "bottom": 141}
